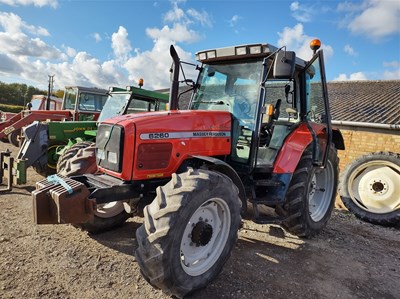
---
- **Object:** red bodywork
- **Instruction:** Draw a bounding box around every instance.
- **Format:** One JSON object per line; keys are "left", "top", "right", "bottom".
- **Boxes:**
{"left": 274, "top": 122, "right": 328, "bottom": 174}
{"left": 0, "top": 109, "right": 101, "bottom": 140}
{"left": 98, "top": 110, "right": 232, "bottom": 181}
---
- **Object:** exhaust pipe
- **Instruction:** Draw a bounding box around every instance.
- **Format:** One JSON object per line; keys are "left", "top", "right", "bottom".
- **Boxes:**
{"left": 169, "top": 45, "right": 180, "bottom": 111}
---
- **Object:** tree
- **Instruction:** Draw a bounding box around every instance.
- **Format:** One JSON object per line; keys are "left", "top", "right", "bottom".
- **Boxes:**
{"left": 0, "top": 81, "right": 47, "bottom": 105}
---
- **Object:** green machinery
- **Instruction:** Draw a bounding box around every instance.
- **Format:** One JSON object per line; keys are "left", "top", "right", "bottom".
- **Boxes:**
{"left": 0, "top": 85, "right": 168, "bottom": 191}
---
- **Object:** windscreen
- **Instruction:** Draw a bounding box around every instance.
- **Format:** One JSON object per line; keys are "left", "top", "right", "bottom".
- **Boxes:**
{"left": 63, "top": 87, "right": 78, "bottom": 110}
{"left": 190, "top": 60, "right": 263, "bottom": 130}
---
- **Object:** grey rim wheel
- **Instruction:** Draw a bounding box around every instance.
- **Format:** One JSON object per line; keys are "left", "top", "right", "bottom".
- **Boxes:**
{"left": 180, "top": 198, "right": 231, "bottom": 276}
{"left": 309, "top": 159, "right": 335, "bottom": 222}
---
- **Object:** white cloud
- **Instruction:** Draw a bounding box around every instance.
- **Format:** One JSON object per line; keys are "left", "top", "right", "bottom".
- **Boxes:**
{"left": 228, "top": 15, "right": 241, "bottom": 27}
{"left": 339, "top": 0, "right": 400, "bottom": 40}
{"left": 277, "top": 23, "right": 334, "bottom": 61}
{"left": 344, "top": 44, "right": 357, "bottom": 56}
{"left": 0, "top": 12, "right": 63, "bottom": 60}
{"left": 0, "top": 0, "right": 58, "bottom": 8}
{"left": 111, "top": 26, "right": 132, "bottom": 63}
{"left": 0, "top": 53, "right": 22, "bottom": 74}
{"left": 63, "top": 46, "right": 77, "bottom": 57}
{"left": 382, "top": 60, "right": 400, "bottom": 79}
{"left": 290, "top": 1, "right": 313, "bottom": 22}
{"left": 146, "top": 23, "right": 200, "bottom": 44}
{"left": 164, "top": 1, "right": 185, "bottom": 22}
{"left": 187, "top": 9, "right": 212, "bottom": 27}
{"left": 383, "top": 61, "right": 400, "bottom": 68}
{"left": 333, "top": 72, "right": 368, "bottom": 81}
{"left": 92, "top": 32, "right": 102, "bottom": 43}
{"left": 0, "top": 12, "right": 49, "bottom": 36}
{"left": 0, "top": 1, "right": 206, "bottom": 90}
{"left": 383, "top": 69, "right": 400, "bottom": 80}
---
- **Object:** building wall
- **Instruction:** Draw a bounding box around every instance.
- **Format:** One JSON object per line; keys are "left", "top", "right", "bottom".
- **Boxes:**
{"left": 334, "top": 125, "right": 400, "bottom": 207}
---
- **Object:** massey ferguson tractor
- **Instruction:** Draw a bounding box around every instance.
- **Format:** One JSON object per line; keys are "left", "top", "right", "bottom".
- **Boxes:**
{"left": 33, "top": 39, "right": 344, "bottom": 298}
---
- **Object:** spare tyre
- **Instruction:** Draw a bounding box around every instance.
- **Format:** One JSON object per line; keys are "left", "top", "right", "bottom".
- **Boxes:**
{"left": 339, "top": 152, "right": 400, "bottom": 226}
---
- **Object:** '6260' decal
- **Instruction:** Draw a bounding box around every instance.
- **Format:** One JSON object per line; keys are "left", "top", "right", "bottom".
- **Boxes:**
{"left": 140, "top": 131, "right": 231, "bottom": 140}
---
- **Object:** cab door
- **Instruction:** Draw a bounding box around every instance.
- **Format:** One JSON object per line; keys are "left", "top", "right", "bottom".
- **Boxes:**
{"left": 302, "top": 50, "right": 332, "bottom": 167}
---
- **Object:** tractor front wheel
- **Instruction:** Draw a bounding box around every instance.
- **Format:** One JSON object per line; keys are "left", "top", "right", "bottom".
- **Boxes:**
{"left": 135, "top": 168, "right": 242, "bottom": 298}
{"left": 279, "top": 145, "right": 339, "bottom": 237}
{"left": 57, "top": 141, "right": 129, "bottom": 233}
{"left": 8, "top": 129, "right": 21, "bottom": 147}
{"left": 56, "top": 141, "right": 97, "bottom": 176}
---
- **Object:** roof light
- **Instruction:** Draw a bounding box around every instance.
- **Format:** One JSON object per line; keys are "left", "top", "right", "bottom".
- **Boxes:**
{"left": 109, "top": 87, "right": 114, "bottom": 92}
{"left": 235, "top": 46, "right": 247, "bottom": 55}
{"left": 198, "top": 52, "right": 207, "bottom": 60}
{"left": 126, "top": 86, "right": 132, "bottom": 91}
{"left": 310, "top": 39, "right": 321, "bottom": 54}
{"left": 206, "top": 50, "right": 216, "bottom": 59}
{"left": 138, "top": 78, "right": 144, "bottom": 87}
{"left": 249, "top": 45, "right": 262, "bottom": 54}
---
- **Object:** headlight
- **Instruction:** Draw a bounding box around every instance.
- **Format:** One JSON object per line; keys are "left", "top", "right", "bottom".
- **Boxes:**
{"left": 96, "top": 124, "right": 124, "bottom": 172}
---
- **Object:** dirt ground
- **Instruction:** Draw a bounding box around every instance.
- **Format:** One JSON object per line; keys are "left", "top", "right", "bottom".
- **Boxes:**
{"left": 1, "top": 141, "right": 399, "bottom": 299}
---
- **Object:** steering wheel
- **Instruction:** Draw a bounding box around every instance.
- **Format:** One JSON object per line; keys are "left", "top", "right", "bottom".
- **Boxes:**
{"left": 233, "top": 95, "right": 251, "bottom": 117}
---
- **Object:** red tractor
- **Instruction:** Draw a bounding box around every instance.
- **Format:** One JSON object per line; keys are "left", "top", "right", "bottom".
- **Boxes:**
{"left": 33, "top": 39, "right": 344, "bottom": 298}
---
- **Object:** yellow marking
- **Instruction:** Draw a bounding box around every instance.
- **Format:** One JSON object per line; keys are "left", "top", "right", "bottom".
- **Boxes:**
{"left": 147, "top": 173, "right": 164, "bottom": 179}
{"left": 3, "top": 126, "right": 15, "bottom": 135}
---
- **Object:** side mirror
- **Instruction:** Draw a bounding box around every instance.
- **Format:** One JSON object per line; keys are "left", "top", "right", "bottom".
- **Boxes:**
{"left": 273, "top": 51, "right": 296, "bottom": 79}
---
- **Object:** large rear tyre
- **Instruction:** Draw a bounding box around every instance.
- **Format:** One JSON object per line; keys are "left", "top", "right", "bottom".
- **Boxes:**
{"left": 279, "top": 145, "right": 339, "bottom": 237}
{"left": 57, "top": 141, "right": 129, "bottom": 233}
{"left": 339, "top": 152, "right": 400, "bottom": 226}
{"left": 135, "top": 168, "right": 242, "bottom": 298}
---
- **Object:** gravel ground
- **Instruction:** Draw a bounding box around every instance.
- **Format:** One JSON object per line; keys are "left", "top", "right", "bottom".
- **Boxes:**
{"left": 1, "top": 141, "right": 399, "bottom": 299}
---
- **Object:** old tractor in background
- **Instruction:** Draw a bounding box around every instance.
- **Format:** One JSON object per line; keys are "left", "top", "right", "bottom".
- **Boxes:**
{"left": 32, "top": 39, "right": 344, "bottom": 297}
{"left": 0, "top": 94, "right": 63, "bottom": 144}
{"left": 0, "top": 86, "right": 108, "bottom": 147}
{"left": 0, "top": 85, "right": 168, "bottom": 191}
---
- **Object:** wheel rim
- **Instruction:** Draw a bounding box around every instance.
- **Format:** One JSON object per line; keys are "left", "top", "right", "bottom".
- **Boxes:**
{"left": 308, "top": 159, "right": 335, "bottom": 222}
{"left": 47, "top": 144, "right": 62, "bottom": 169}
{"left": 348, "top": 160, "right": 400, "bottom": 214}
{"left": 180, "top": 198, "right": 231, "bottom": 276}
{"left": 94, "top": 201, "right": 125, "bottom": 218}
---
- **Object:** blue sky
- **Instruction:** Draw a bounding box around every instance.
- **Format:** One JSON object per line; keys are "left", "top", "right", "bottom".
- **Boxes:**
{"left": 0, "top": 0, "right": 399, "bottom": 90}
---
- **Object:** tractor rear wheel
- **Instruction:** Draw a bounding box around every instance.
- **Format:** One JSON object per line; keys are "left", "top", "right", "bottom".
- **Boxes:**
{"left": 57, "top": 141, "right": 129, "bottom": 233}
{"left": 135, "top": 168, "right": 241, "bottom": 298}
{"left": 339, "top": 152, "right": 400, "bottom": 226}
{"left": 279, "top": 145, "right": 339, "bottom": 237}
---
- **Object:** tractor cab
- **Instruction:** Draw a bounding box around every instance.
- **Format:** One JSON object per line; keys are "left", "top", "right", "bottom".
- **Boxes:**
{"left": 98, "top": 85, "right": 169, "bottom": 122}
{"left": 62, "top": 86, "right": 108, "bottom": 121}
{"left": 187, "top": 41, "right": 332, "bottom": 178}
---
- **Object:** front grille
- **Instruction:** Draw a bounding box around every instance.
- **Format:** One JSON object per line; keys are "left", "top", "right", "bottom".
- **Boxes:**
{"left": 96, "top": 123, "right": 124, "bottom": 172}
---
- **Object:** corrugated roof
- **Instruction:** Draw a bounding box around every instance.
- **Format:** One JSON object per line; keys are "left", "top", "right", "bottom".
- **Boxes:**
{"left": 328, "top": 80, "right": 400, "bottom": 125}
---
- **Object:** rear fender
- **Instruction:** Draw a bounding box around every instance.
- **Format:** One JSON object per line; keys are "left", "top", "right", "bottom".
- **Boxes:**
{"left": 273, "top": 123, "right": 313, "bottom": 174}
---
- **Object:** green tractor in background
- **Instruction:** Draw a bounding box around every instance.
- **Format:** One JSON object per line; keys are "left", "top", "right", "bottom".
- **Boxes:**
{"left": 0, "top": 85, "right": 168, "bottom": 191}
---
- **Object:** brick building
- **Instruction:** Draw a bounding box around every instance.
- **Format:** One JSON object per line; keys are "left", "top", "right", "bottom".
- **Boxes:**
{"left": 328, "top": 80, "right": 400, "bottom": 173}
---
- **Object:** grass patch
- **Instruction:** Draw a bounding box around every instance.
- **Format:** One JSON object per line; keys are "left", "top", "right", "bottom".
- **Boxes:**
{"left": 0, "top": 103, "right": 23, "bottom": 113}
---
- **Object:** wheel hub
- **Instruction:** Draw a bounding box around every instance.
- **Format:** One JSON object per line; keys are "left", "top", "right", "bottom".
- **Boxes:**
{"left": 191, "top": 221, "right": 213, "bottom": 246}
{"left": 369, "top": 180, "right": 388, "bottom": 195}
